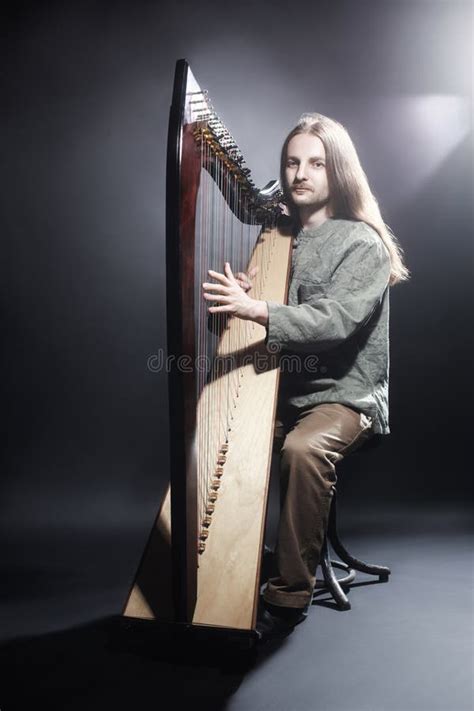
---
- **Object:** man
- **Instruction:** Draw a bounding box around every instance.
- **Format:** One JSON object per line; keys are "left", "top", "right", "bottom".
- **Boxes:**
{"left": 202, "top": 113, "right": 409, "bottom": 640}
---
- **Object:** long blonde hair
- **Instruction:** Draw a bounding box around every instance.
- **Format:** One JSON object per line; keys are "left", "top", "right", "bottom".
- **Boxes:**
{"left": 281, "top": 113, "right": 409, "bottom": 285}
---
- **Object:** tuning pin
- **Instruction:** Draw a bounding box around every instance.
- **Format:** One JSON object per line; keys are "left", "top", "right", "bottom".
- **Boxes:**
{"left": 217, "top": 455, "right": 226, "bottom": 465}
{"left": 198, "top": 542, "right": 206, "bottom": 554}
{"left": 202, "top": 515, "right": 212, "bottom": 527}
{"left": 210, "top": 478, "right": 221, "bottom": 490}
{"left": 208, "top": 491, "right": 218, "bottom": 503}
{"left": 220, "top": 443, "right": 229, "bottom": 453}
{"left": 215, "top": 466, "right": 224, "bottom": 477}
{"left": 206, "top": 503, "right": 215, "bottom": 514}
{"left": 199, "top": 530, "right": 209, "bottom": 541}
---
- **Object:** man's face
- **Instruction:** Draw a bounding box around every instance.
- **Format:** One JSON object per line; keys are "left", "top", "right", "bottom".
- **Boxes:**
{"left": 284, "top": 133, "right": 330, "bottom": 212}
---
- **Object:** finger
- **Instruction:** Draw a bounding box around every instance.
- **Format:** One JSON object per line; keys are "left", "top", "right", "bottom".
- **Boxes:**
{"left": 202, "top": 282, "right": 229, "bottom": 293}
{"left": 208, "top": 269, "right": 229, "bottom": 284}
{"left": 224, "top": 262, "right": 236, "bottom": 281}
{"left": 208, "top": 304, "right": 233, "bottom": 313}
{"left": 235, "top": 274, "right": 250, "bottom": 286}
{"left": 203, "top": 293, "right": 230, "bottom": 302}
{"left": 238, "top": 268, "right": 255, "bottom": 278}
{"left": 235, "top": 279, "right": 250, "bottom": 291}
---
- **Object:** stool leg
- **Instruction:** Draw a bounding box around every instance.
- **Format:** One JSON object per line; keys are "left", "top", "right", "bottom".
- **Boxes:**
{"left": 318, "top": 536, "right": 352, "bottom": 611}
{"left": 328, "top": 490, "right": 391, "bottom": 581}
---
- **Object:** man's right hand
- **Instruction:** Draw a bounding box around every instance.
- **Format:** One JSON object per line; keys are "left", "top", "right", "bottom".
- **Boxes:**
{"left": 234, "top": 266, "right": 259, "bottom": 292}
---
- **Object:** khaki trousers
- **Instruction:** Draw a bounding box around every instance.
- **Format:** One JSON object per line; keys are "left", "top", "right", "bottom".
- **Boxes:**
{"left": 262, "top": 402, "right": 374, "bottom": 609}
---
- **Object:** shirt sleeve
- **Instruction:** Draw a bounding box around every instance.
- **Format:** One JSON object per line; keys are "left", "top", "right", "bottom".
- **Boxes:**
{"left": 264, "top": 232, "right": 391, "bottom": 354}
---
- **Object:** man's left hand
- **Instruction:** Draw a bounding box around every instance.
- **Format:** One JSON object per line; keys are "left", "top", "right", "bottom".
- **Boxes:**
{"left": 203, "top": 263, "right": 260, "bottom": 321}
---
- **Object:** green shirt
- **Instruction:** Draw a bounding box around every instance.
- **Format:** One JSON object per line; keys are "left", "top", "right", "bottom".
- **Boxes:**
{"left": 265, "top": 217, "right": 391, "bottom": 435}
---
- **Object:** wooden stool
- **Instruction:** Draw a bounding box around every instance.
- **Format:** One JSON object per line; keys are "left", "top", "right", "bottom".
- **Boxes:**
{"left": 261, "top": 434, "right": 391, "bottom": 610}
{"left": 315, "top": 434, "right": 391, "bottom": 610}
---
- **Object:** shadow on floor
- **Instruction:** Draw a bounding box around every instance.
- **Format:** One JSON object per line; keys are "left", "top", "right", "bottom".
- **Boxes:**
{"left": 0, "top": 615, "right": 267, "bottom": 711}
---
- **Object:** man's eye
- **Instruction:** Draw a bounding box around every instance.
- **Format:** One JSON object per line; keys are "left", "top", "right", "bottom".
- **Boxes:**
{"left": 287, "top": 161, "right": 297, "bottom": 167}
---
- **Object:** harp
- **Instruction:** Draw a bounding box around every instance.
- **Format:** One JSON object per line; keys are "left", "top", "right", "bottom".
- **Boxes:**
{"left": 122, "top": 59, "right": 293, "bottom": 641}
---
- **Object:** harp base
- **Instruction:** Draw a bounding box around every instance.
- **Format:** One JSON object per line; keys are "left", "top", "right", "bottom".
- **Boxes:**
{"left": 110, "top": 614, "right": 261, "bottom": 651}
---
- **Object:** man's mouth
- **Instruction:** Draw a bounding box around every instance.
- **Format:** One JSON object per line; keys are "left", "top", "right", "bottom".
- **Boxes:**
{"left": 293, "top": 187, "right": 311, "bottom": 192}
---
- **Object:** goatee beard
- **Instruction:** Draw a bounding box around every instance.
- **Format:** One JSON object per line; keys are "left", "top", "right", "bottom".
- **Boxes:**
{"left": 293, "top": 194, "right": 330, "bottom": 212}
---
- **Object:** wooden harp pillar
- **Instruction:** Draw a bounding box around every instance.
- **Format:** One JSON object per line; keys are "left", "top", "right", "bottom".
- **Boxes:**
{"left": 122, "top": 59, "right": 293, "bottom": 637}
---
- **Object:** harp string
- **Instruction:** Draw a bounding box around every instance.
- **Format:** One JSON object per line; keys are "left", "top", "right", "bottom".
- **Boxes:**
{"left": 193, "top": 110, "right": 278, "bottom": 552}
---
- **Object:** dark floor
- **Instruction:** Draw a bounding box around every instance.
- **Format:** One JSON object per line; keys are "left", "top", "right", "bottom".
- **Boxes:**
{"left": 1, "top": 505, "right": 472, "bottom": 711}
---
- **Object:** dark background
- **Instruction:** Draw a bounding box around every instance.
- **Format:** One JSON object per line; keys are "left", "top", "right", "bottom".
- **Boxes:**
{"left": 2, "top": 1, "right": 472, "bottom": 544}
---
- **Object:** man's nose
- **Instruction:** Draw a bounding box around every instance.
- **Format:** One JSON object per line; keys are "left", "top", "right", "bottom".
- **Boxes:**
{"left": 295, "top": 163, "right": 308, "bottom": 181}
